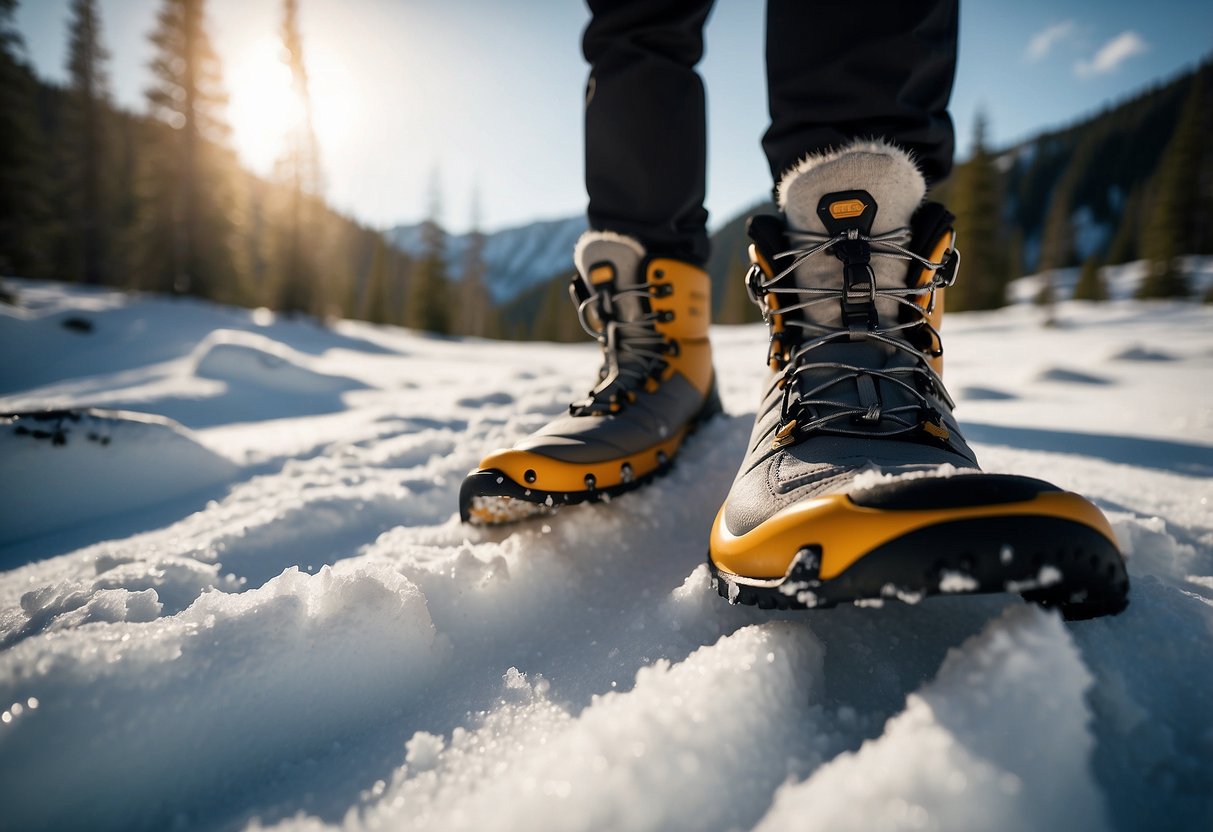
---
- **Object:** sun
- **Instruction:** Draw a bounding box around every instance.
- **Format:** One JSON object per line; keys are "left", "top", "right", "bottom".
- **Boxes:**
{"left": 227, "top": 36, "right": 307, "bottom": 175}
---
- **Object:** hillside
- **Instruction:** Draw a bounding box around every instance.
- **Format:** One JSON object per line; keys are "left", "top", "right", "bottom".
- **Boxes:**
{"left": 997, "top": 60, "right": 1212, "bottom": 270}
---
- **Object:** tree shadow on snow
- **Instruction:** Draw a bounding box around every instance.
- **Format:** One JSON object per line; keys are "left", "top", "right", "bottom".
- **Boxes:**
{"left": 964, "top": 422, "right": 1213, "bottom": 477}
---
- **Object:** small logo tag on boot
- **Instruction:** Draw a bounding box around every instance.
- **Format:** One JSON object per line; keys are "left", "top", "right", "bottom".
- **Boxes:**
{"left": 817, "top": 190, "right": 876, "bottom": 235}
{"left": 828, "top": 199, "right": 867, "bottom": 219}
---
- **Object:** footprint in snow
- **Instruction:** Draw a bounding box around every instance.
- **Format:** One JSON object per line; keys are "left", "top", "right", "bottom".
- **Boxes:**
{"left": 1036, "top": 367, "right": 1113, "bottom": 386}
{"left": 1109, "top": 344, "right": 1178, "bottom": 362}
{"left": 457, "top": 391, "right": 515, "bottom": 408}
{"left": 957, "top": 386, "right": 1017, "bottom": 401}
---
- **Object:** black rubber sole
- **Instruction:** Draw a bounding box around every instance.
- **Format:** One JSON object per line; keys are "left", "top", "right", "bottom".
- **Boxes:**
{"left": 708, "top": 514, "right": 1129, "bottom": 621}
{"left": 460, "top": 380, "right": 724, "bottom": 525}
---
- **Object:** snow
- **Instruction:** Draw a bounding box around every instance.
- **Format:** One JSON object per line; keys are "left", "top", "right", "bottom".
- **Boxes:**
{"left": 1, "top": 279, "right": 1212, "bottom": 831}
{"left": 0, "top": 409, "right": 238, "bottom": 546}
{"left": 1009, "top": 256, "right": 1213, "bottom": 307}
{"left": 756, "top": 605, "right": 1109, "bottom": 832}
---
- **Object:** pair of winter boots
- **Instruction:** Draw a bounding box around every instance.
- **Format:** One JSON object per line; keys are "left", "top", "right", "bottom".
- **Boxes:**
{"left": 459, "top": 140, "right": 1128, "bottom": 619}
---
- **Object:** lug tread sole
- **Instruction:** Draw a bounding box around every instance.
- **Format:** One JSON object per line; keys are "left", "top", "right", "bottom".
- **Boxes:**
{"left": 460, "top": 380, "right": 723, "bottom": 525}
{"left": 708, "top": 514, "right": 1129, "bottom": 621}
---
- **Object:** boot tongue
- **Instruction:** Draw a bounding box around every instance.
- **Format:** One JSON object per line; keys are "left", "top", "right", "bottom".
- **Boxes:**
{"left": 779, "top": 139, "right": 926, "bottom": 239}
{"left": 572, "top": 231, "right": 656, "bottom": 404}
{"left": 574, "top": 231, "right": 646, "bottom": 322}
{"left": 778, "top": 140, "right": 926, "bottom": 319}
{"left": 774, "top": 140, "right": 930, "bottom": 432}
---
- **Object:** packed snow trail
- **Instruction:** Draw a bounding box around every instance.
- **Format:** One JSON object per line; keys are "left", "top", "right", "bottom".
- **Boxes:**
{"left": 1, "top": 277, "right": 1211, "bottom": 831}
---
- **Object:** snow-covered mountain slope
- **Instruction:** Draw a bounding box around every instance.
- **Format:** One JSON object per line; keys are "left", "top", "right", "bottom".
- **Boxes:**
{"left": 1009, "top": 256, "right": 1213, "bottom": 305}
{"left": 1, "top": 280, "right": 1211, "bottom": 831}
{"left": 388, "top": 215, "right": 586, "bottom": 303}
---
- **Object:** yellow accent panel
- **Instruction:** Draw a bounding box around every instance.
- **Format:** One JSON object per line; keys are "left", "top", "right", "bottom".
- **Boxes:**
{"left": 477, "top": 429, "right": 687, "bottom": 493}
{"left": 590, "top": 264, "right": 615, "bottom": 285}
{"left": 648, "top": 259, "right": 710, "bottom": 339}
{"left": 829, "top": 198, "right": 867, "bottom": 219}
{"left": 648, "top": 258, "right": 713, "bottom": 396}
{"left": 748, "top": 244, "right": 787, "bottom": 370}
{"left": 922, "top": 420, "right": 950, "bottom": 440}
{"left": 666, "top": 338, "right": 713, "bottom": 396}
{"left": 710, "top": 490, "right": 1119, "bottom": 580}
{"left": 915, "top": 229, "right": 953, "bottom": 377}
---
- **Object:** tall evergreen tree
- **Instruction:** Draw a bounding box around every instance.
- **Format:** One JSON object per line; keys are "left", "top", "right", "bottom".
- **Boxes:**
{"left": 1104, "top": 182, "right": 1144, "bottom": 265}
{"left": 64, "top": 0, "right": 113, "bottom": 285}
{"left": 1072, "top": 255, "right": 1108, "bottom": 301}
{"left": 364, "top": 235, "right": 393, "bottom": 325}
{"left": 406, "top": 171, "right": 451, "bottom": 333}
{"left": 1006, "top": 227, "right": 1025, "bottom": 282}
{"left": 716, "top": 246, "right": 760, "bottom": 324}
{"left": 1034, "top": 271, "right": 1057, "bottom": 327}
{"left": 947, "top": 112, "right": 1008, "bottom": 310}
{"left": 274, "top": 0, "right": 322, "bottom": 315}
{"left": 457, "top": 185, "right": 492, "bottom": 337}
{"left": 0, "top": 0, "right": 50, "bottom": 277}
{"left": 1138, "top": 73, "right": 1207, "bottom": 298}
{"left": 1038, "top": 186, "right": 1076, "bottom": 272}
{"left": 142, "top": 0, "right": 239, "bottom": 299}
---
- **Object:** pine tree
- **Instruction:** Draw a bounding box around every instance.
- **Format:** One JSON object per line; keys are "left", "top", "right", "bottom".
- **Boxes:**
{"left": 142, "top": 0, "right": 239, "bottom": 299}
{"left": 64, "top": 0, "right": 113, "bottom": 285}
{"left": 1034, "top": 167, "right": 1081, "bottom": 327}
{"left": 1038, "top": 185, "right": 1075, "bottom": 271}
{"left": 364, "top": 235, "right": 392, "bottom": 325}
{"left": 0, "top": 0, "right": 50, "bottom": 277}
{"left": 717, "top": 246, "right": 760, "bottom": 324}
{"left": 1006, "top": 227, "right": 1025, "bottom": 283}
{"left": 1137, "top": 74, "right": 1206, "bottom": 298}
{"left": 947, "top": 112, "right": 1009, "bottom": 311}
{"left": 456, "top": 185, "right": 492, "bottom": 337}
{"left": 1072, "top": 255, "right": 1108, "bottom": 301}
{"left": 1104, "top": 182, "right": 1143, "bottom": 265}
{"left": 406, "top": 172, "right": 451, "bottom": 333}
{"left": 274, "top": 0, "right": 322, "bottom": 315}
{"left": 530, "top": 274, "right": 585, "bottom": 342}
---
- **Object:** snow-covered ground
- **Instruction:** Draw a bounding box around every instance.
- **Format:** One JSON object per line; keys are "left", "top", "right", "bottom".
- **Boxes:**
{"left": 1, "top": 277, "right": 1211, "bottom": 831}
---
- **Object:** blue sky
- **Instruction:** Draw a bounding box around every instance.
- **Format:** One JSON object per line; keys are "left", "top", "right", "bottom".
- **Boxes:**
{"left": 14, "top": 0, "right": 1213, "bottom": 235}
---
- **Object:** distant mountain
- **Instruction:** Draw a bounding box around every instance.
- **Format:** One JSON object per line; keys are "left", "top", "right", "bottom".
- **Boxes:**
{"left": 387, "top": 215, "right": 587, "bottom": 304}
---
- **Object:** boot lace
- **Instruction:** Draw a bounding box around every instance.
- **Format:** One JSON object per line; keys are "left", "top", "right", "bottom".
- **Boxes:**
{"left": 748, "top": 226, "right": 959, "bottom": 450}
{"left": 568, "top": 277, "right": 677, "bottom": 416}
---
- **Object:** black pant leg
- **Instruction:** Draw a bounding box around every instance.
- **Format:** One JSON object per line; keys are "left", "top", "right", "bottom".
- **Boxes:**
{"left": 762, "top": 0, "right": 959, "bottom": 190}
{"left": 583, "top": 0, "right": 716, "bottom": 265}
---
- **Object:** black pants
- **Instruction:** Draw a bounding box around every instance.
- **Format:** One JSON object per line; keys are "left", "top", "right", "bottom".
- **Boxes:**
{"left": 583, "top": 0, "right": 959, "bottom": 264}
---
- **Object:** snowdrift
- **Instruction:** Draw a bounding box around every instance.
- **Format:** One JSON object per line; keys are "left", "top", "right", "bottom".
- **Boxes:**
{"left": 0, "top": 408, "right": 237, "bottom": 547}
{"left": 0, "top": 280, "right": 1210, "bottom": 831}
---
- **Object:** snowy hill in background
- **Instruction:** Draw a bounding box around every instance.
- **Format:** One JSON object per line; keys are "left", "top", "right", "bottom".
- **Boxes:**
{"left": 1009, "top": 256, "right": 1213, "bottom": 304}
{"left": 1, "top": 279, "right": 1212, "bottom": 831}
{"left": 387, "top": 215, "right": 587, "bottom": 303}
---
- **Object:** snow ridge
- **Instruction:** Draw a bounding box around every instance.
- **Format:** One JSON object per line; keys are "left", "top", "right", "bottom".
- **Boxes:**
{"left": 1, "top": 281, "right": 1212, "bottom": 831}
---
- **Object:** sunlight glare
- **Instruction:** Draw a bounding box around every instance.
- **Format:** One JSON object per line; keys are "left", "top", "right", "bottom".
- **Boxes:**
{"left": 308, "top": 47, "right": 358, "bottom": 164}
{"left": 227, "top": 36, "right": 305, "bottom": 174}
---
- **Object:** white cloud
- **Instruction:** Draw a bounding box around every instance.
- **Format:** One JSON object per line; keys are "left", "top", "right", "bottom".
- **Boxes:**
{"left": 1075, "top": 31, "right": 1149, "bottom": 78}
{"left": 1025, "top": 21, "right": 1076, "bottom": 62}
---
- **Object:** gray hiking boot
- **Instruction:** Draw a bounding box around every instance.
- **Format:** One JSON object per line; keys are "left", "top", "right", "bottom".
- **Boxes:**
{"left": 708, "top": 139, "right": 1128, "bottom": 620}
{"left": 460, "top": 231, "right": 721, "bottom": 524}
